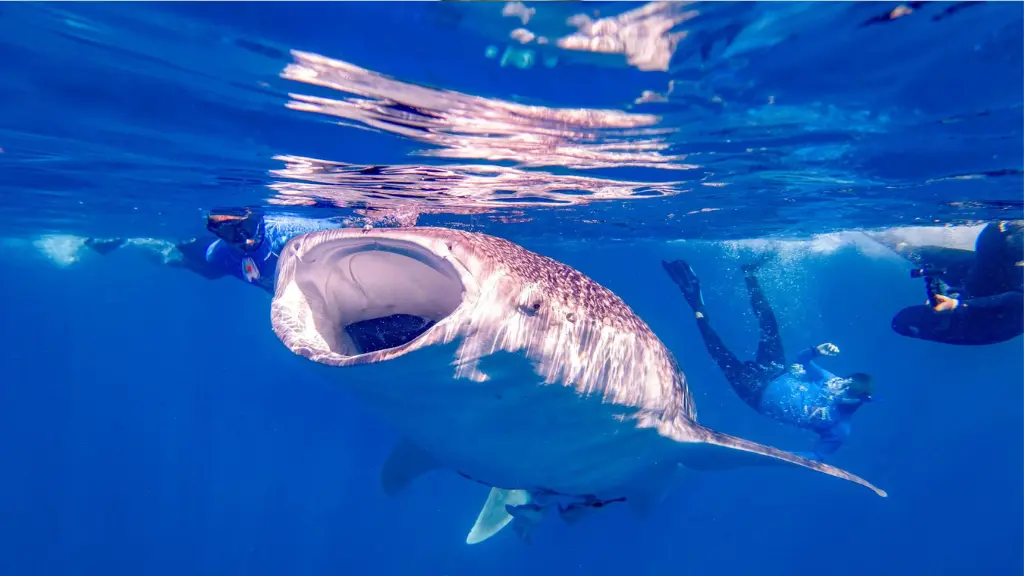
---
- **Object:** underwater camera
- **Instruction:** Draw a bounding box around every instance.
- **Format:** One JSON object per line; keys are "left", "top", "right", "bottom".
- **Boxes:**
{"left": 910, "top": 263, "right": 946, "bottom": 279}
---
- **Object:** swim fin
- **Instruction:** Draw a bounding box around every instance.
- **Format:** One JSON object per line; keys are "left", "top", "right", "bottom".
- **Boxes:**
{"left": 661, "top": 259, "right": 705, "bottom": 311}
{"left": 740, "top": 253, "right": 772, "bottom": 275}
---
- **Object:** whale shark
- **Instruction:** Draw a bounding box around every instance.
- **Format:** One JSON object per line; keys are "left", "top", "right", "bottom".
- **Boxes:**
{"left": 269, "top": 227, "right": 886, "bottom": 543}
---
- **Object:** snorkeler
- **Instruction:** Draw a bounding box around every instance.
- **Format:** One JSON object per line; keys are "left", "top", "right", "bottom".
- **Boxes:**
{"left": 662, "top": 258, "right": 875, "bottom": 460}
{"left": 84, "top": 208, "right": 430, "bottom": 350}
{"left": 879, "top": 220, "right": 1024, "bottom": 346}
{"left": 84, "top": 207, "right": 340, "bottom": 294}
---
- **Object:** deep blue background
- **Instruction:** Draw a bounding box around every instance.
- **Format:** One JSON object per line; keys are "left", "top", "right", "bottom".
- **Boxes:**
{"left": 1, "top": 240, "right": 1020, "bottom": 575}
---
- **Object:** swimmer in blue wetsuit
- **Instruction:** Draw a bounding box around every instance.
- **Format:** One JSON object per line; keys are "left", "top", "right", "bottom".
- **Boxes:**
{"left": 83, "top": 207, "right": 354, "bottom": 294}
{"left": 86, "top": 207, "right": 281, "bottom": 293}
{"left": 879, "top": 220, "right": 1024, "bottom": 346}
{"left": 84, "top": 207, "right": 433, "bottom": 350}
{"left": 662, "top": 259, "right": 875, "bottom": 460}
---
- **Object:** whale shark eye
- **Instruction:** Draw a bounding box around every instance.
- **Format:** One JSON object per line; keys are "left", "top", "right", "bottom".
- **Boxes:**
{"left": 518, "top": 300, "right": 542, "bottom": 316}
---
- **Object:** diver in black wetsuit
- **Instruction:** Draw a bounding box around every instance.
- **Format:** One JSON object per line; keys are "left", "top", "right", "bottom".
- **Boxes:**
{"left": 884, "top": 220, "right": 1024, "bottom": 346}
{"left": 662, "top": 259, "right": 874, "bottom": 460}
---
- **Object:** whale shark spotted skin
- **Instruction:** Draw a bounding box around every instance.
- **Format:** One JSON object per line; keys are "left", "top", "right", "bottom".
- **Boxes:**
{"left": 270, "top": 227, "right": 886, "bottom": 542}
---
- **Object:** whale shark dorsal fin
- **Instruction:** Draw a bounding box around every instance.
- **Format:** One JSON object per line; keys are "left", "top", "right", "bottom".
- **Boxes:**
{"left": 684, "top": 426, "right": 888, "bottom": 497}
{"left": 465, "top": 488, "right": 531, "bottom": 544}
{"left": 380, "top": 438, "right": 441, "bottom": 497}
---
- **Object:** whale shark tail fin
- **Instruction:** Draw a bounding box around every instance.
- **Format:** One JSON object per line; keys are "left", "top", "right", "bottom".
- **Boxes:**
{"left": 683, "top": 426, "right": 887, "bottom": 498}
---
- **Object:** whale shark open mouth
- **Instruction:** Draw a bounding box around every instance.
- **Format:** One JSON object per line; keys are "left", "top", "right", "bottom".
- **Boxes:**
{"left": 287, "top": 236, "right": 465, "bottom": 357}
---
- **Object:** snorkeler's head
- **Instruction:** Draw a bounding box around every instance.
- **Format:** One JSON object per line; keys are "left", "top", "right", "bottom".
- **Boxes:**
{"left": 206, "top": 206, "right": 265, "bottom": 251}
{"left": 845, "top": 372, "right": 875, "bottom": 402}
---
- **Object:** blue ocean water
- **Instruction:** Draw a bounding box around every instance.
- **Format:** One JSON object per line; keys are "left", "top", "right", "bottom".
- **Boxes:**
{"left": 0, "top": 2, "right": 1021, "bottom": 576}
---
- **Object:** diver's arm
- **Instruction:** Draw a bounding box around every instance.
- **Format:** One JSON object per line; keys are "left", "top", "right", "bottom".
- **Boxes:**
{"left": 262, "top": 215, "right": 347, "bottom": 253}
{"left": 203, "top": 232, "right": 278, "bottom": 289}
{"left": 794, "top": 343, "right": 839, "bottom": 380}
{"left": 951, "top": 291, "right": 1023, "bottom": 312}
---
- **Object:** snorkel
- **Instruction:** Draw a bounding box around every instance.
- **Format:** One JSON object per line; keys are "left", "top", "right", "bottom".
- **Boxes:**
{"left": 206, "top": 206, "right": 266, "bottom": 253}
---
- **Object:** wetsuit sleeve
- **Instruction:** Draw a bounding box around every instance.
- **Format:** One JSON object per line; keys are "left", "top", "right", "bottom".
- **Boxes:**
{"left": 958, "top": 291, "right": 1023, "bottom": 311}
{"left": 794, "top": 346, "right": 818, "bottom": 365}
{"left": 793, "top": 346, "right": 828, "bottom": 380}
{"left": 264, "top": 216, "right": 346, "bottom": 253}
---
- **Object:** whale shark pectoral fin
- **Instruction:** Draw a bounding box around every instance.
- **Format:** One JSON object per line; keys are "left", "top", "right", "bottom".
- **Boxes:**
{"left": 684, "top": 427, "right": 888, "bottom": 498}
{"left": 465, "top": 488, "right": 531, "bottom": 544}
{"left": 380, "top": 438, "right": 442, "bottom": 497}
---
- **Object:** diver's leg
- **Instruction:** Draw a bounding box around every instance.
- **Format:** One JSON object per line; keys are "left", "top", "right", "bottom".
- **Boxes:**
{"left": 742, "top": 265, "right": 785, "bottom": 368}
{"left": 174, "top": 238, "right": 226, "bottom": 280}
{"left": 662, "top": 259, "right": 707, "bottom": 313}
{"left": 693, "top": 316, "right": 748, "bottom": 384}
{"left": 662, "top": 260, "right": 749, "bottom": 386}
{"left": 87, "top": 236, "right": 194, "bottom": 271}
{"left": 694, "top": 316, "right": 769, "bottom": 408}
{"left": 84, "top": 237, "right": 127, "bottom": 255}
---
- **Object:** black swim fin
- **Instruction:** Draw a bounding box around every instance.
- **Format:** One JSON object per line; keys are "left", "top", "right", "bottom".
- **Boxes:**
{"left": 740, "top": 253, "right": 773, "bottom": 275}
{"left": 661, "top": 259, "right": 705, "bottom": 311}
